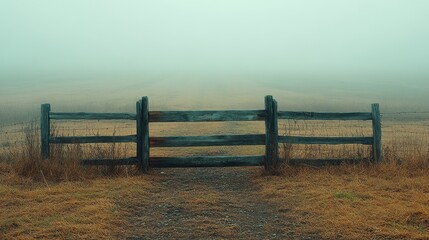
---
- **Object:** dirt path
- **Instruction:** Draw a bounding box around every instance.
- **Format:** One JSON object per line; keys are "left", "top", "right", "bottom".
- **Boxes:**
{"left": 119, "top": 167, "right": 318, "bottom": 240}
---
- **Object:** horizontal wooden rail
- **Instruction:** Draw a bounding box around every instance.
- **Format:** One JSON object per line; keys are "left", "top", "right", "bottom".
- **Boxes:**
{"left": 150, "top": 134, "right": 265, "bottom": 147}
{"left": 278, "top": 136, "right": 373, "bottom": 145}
{"left": 278, "top": 111, "right": 372, "bottom": 120}
{"left": 150, "top": 155, "right": 264, "bottom": 168}
{"left": 149, "top": 110, "right": 266, "bottom": 122}
{"left": 81, "top": 157, "right": 139, "bottom": 166}
{"left": 50, "top": 111, "right": 373, "bottom": 121}
{"left": 50, "top": 135, "right": 137, "bottom": 144}
{"left": 288, "top": 158, "right": 366, "bottom": 166}
{"left": 50, "top": 112, "right": 137, "bottom": 120}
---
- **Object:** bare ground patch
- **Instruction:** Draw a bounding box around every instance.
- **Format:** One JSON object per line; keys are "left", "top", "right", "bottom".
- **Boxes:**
{"left": 120, "top": 167, "right": 319, "bottom": 240}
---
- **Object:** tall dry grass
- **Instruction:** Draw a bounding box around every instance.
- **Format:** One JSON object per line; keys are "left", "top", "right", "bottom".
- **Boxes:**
{"left": 256, "top": 118, "right": 429, "bottom": 239}
{"left": 259, "top": 154, "right": 429, "bottom": 239}
{"left": 1, "top": 122, "right": 138, "bottom": 182}
{"left": 277, "top": 118, "right": 429, "bottom": 170}
{"left": 2, "top": 117, "right": 428, "bottom": 181}
{"left": 0, "top": 123, "right": 153, "bottom": 240}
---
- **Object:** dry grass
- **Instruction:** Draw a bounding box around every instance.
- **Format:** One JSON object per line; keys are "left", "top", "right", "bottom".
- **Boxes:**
{"left": 0, "top": 122, "right": 157, "bottom": 239}
{"left": 3, "top": 121, "right": 140, "bottom": 182}
{"left": 0, "top": 117, "right": 428, "bottom": 239}
{"left": 252, "top": 118, "right": 429, "bottom": 239}
{"left": 0, "top": 170, "right": 157, "bottom": 239}
{"left": 255, "top": 151, "right": 429, "bottom": 239}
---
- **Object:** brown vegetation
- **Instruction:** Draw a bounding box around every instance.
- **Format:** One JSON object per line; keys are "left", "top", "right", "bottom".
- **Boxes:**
{"left": 4, "top": 122, "right": 139, "bottom": 182}
{"left": 0, "top": 169, "right": 156, "bottom": 239}
{"left": 255, "top": 159, "right": 429, "bottom": 239}
{"left": 254, "top": 119, "right": 429, "bottom": 239}
{"left": 0, "top": 118, "right": 428, "bottom": 239}
{"left": 0, "top": 122, "right": 152, "bottom": 239}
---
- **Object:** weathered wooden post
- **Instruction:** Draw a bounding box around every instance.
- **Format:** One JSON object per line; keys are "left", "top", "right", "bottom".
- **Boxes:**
{"left": 371, "top": 103, "right": 382, "bottom": 162}
{"left": 41, "top": 103, "right": 51, "bottom": 159}
{"left": 272, "top": 98, "right": 279, "bottom": 170}
{"left": 140, "top": 97, "right": 150, "bottom": 172}
{"left": 136, "top": 100, "right": 143, "bottom": 169}
{"left": 264, "top": 96, "right": 279, "bottom": 172}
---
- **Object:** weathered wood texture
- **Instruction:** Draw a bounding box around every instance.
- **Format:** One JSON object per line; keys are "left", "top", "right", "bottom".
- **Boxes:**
{"left": 288, "top": 158, "right": 365, "bottom": 167}
{"left": 150, "top": 134, "right": 265, "bottom": 147}
{"left": 371, "top": 103, "right": 382, "bottom": 162}
{"left": 149, "top": 110, "right": 265, "bottom": 122}
{"left": 136, "top": 100, "right": 143, "bottom": 170}
{"left": 149, "top": 155, "right": 264, "bottom": 168}
{"left": 41, "top": 104, "right": 51, "bottom": 159}
{"left": 278, "top": 136, "right": 373, "bottom": 145}
{"left": 264, "top": 96, "right": 279, "bottom": 172}
{"left": 50, "top": 135, "right": 136, "bottom": 144}
{"left": 141, "top": 97, "right": 150, "bottom": 172}
{"left": 50, "top": 112, "right": 136, "bottom": 120}
{"left": 278, "top": 111, "right": 372, "bottom": 120}
{"left": 272, "top": 99, "right": 279, "bottom": 169}
{"left": 81, "top": 158, "right": 139, "bottom": 166}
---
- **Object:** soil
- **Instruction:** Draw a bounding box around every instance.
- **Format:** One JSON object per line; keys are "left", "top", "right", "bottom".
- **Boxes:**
{"left": 119, "top": 167, "right": 320, "bottom": 240}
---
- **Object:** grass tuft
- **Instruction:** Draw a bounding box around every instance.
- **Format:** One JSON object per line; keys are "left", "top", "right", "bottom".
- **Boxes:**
{"left": 333, "top": 192, "right": 361, "bottom": 201}
{"left": 3, "top": 122, "right": 140, "bottom": 182}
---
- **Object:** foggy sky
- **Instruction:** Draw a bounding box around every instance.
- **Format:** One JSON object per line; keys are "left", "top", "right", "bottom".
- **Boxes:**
{"left": 1, "top": 1, "right": 429, "bottom": 123}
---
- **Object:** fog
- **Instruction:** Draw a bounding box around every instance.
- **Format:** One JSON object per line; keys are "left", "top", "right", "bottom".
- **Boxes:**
{"left": 1, "top": 1, "right": 429, "bottom": 123}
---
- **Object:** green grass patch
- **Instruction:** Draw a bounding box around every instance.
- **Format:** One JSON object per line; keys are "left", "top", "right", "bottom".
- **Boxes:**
{"left": 333, "top": 192, "right": 361, "bottom": 201}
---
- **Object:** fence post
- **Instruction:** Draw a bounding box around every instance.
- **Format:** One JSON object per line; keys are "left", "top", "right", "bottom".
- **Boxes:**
{"left": 136, "top": 100, "right": 143, "bottom": 169}
{"left": 371, "top": 103, "right": 382, "bottom": 162}
{"left": 41, "top": 103, "right": 51, "bottom": 159}
{"left": 272, "top": 98, "right": 279, "bottom": 169}
{"left": 264, "top": 96, "right": 279, "bottom": 173}
{"left": 140, "top": 97, "right": 150, "bottom": 172}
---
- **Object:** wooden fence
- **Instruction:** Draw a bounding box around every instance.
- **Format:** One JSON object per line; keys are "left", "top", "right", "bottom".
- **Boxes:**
{"left": 41, "top": 96, "right": 381, "bottom": 172}
{"left": 279, "top": 104, "right": 382, "bottom": 166}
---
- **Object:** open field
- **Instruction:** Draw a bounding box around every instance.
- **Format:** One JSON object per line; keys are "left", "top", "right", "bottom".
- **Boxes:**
{"left": 0, "top": 115, "right": 428, "bottom": 239}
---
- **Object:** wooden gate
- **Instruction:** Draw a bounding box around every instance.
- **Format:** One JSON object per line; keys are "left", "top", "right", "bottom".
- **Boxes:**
{"left": 41, "top": 95, "right": 381, "bottom": 172}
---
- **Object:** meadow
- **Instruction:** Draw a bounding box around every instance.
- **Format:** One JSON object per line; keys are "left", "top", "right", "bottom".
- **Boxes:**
{"left": 0, "top": 114, "right": 428, "bottom": 239}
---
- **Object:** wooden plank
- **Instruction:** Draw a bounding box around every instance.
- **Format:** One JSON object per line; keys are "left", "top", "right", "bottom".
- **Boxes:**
{"left": 272, "top": 99, "right": 279, "bottom": 169}
{"left": 149, "top": 110, "right": 265, "bottom": 122}
{"left": 149, "top": 155, "right": 264, "bottom": 168}
{"left": 150, "top": 134, "right": 265, "bottom": 147}
{"left": 288, "top": 158, "right": 364, "bottom": 167}
{"left": 136, "top": 100, "right": 143, "bottom": 168}
{"left": 41, "top": 104, "right": 51, "bottom": 159}
{"left": 264, "top": 96, "right": 279, "bottom": 172}
{"left": 278, "top": 111, "right": 372, "bottom": 120}
{"left": 279, "top": 136, "right": 373, "bottom": 145}
{"left": 50, "top": 135, "right": 136, "bottom": 144}
{"left": 81, "top": 157, "right": 139, "bottom": 166}
{"left": 141, "top": 97, "right": 150, "bottom": 172}
{"left": 371, "top": 103, "right": 382, "bottom": 162}
{"left": 50, "top": 112, "right": 136, "bottom": 120}
{"left": 264, "top": 96, "right": 272, "bottom": 171}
